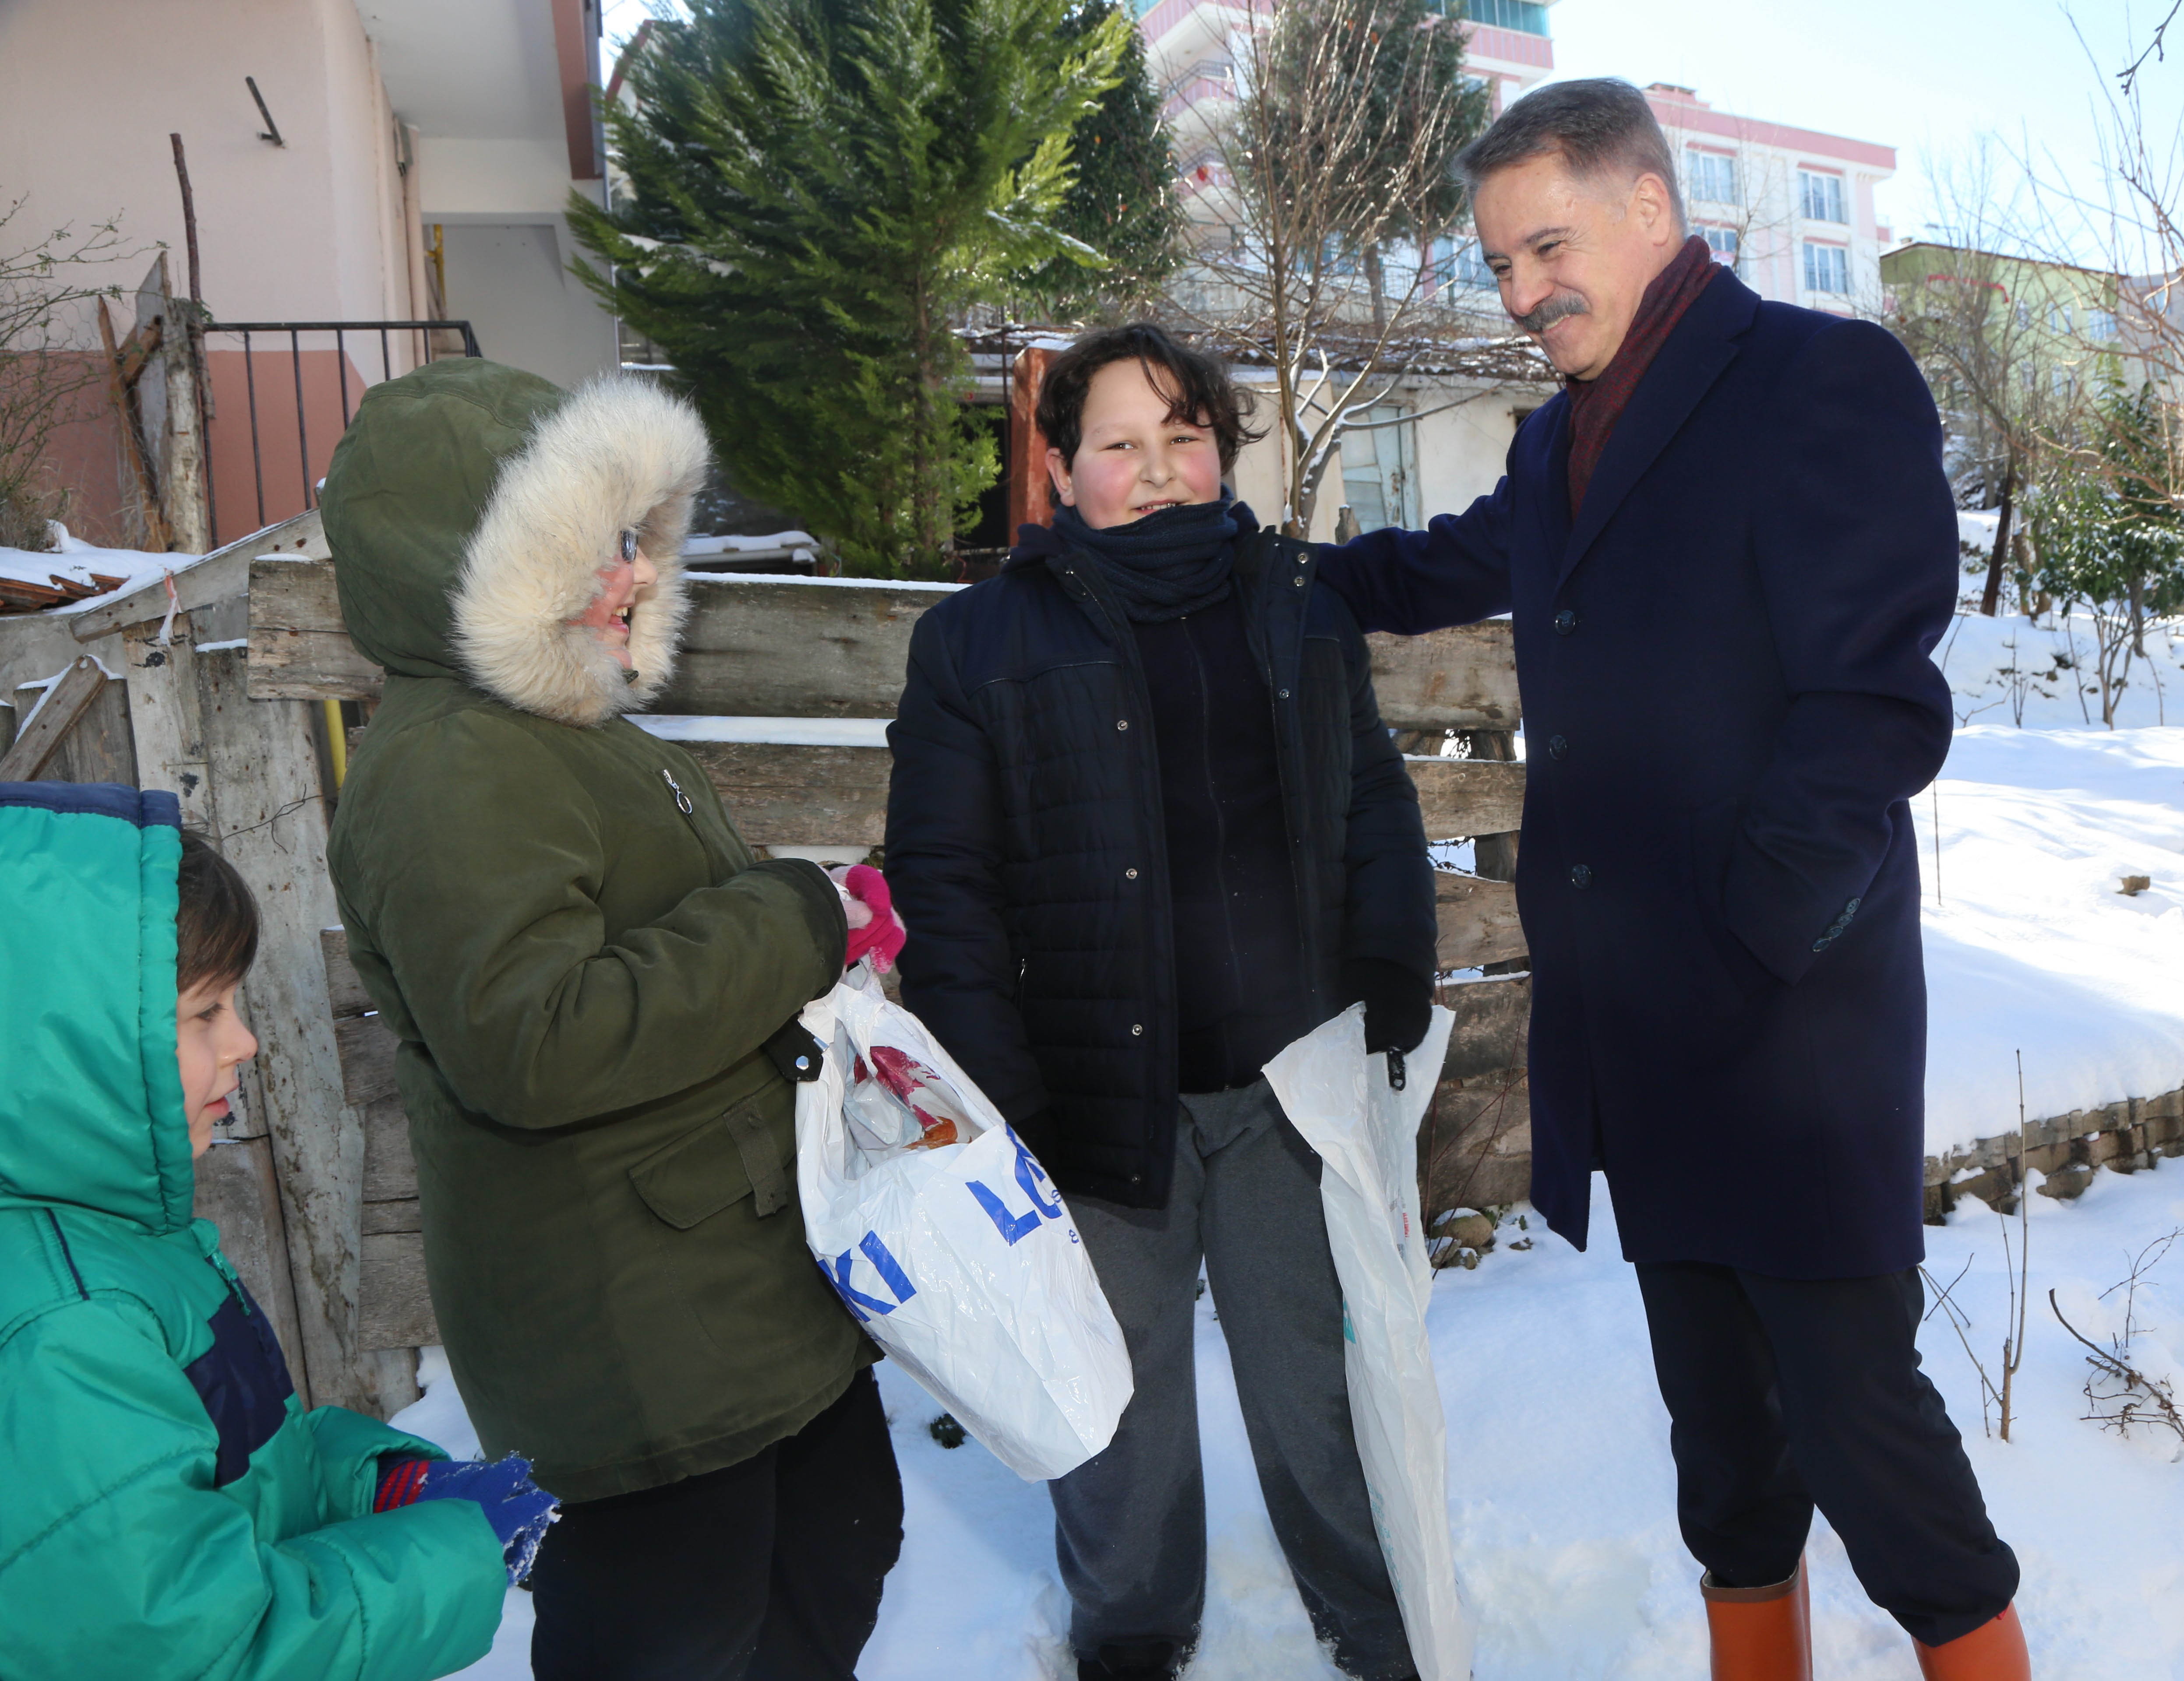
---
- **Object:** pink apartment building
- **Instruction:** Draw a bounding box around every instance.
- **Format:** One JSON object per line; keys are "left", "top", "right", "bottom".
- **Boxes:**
{"left": 1140, "top": 0, "right": 1896, "bottom": 316}
{"left": 0, "top": 0, "right": 621, "bottom": 551}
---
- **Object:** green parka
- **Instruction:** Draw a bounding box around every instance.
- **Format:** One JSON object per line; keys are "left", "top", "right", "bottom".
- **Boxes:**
{"left": 0, "top": 781, "right": 507, "bottom": 1680}
{"left": 322, "top": 360, "right": 866, "bottom": 1505}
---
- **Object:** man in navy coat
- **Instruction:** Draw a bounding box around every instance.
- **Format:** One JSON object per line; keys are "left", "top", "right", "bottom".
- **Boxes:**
{"left": 1317, "top": 80, "right": 2029, "bottom": 1680}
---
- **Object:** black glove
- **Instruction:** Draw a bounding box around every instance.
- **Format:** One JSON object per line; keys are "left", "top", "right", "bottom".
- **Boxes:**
{"left": 1344, "top": 958, "right": 1432, "bottom": 1056}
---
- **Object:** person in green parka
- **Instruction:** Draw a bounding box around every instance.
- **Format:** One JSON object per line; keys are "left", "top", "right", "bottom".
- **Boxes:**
{"left": 319, "top": 359, "right": 902, "bottom": 1680}
{"left": 0, "top": 783, "right": 538, "bottom": 1680}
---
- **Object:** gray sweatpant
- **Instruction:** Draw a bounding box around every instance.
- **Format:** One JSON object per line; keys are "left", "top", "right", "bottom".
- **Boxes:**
{"left": 1051, "top": 1080, "right": 1412, "bottom": 1680}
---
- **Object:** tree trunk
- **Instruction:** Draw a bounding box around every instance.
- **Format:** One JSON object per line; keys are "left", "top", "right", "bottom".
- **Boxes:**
{"left": 2128, "top": 571, "right": 2147, "bottom": 657}
{"left": 1979, "top": 462, "right": 2015, "bottom": 617}
{"left": 1364, "top": 240, "right": 1387, "bottom": 335}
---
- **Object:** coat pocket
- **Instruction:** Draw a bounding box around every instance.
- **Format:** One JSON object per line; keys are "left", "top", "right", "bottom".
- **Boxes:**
{"left": 628, "top": 1091, "right": 790, "bottom": 1228}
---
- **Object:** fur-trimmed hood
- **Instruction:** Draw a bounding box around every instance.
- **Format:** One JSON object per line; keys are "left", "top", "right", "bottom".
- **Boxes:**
{"left": 322, "top": 359, "right": 709, "bottom": 727}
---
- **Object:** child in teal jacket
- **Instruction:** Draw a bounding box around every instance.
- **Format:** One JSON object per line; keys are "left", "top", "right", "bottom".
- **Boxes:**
{"left": 0, "top": 781, "right": 550, "bottom": 1680}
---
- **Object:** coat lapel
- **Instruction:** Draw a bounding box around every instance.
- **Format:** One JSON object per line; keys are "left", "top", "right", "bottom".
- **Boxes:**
{"left": 1556, "top": 271, "right": 1763, "bottom": 593}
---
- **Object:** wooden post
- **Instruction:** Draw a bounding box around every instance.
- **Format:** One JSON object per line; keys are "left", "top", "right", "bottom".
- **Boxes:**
{"left": 97, "top": 299, "right": 172, "bottom": 552}
{"left": 196, "top": 645, "right": 415, "bottom": 1417}
{"left": 1007, "top": 346, "right": 1056, "bottom": 537}
{"left": 146, "top": 253, "right": 212, "bottom": 554}
{"left": 122, "top": 614, "right": 215, "bottom": 830}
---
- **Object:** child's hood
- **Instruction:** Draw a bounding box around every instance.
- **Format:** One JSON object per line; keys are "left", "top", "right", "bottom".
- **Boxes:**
{"left": 320, "top": 357, "right": 710, "bottom": 728}
{"left": 0, "top": 783, "right": 195, "bottom": 1236}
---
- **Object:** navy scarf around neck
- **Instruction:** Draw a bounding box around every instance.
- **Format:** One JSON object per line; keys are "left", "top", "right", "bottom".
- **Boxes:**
{"left": 1051, "top": 494, "right": 1256, "bottom": 624}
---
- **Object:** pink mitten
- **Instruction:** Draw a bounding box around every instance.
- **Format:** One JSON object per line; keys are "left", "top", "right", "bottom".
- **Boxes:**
{"left": 839, "top": 864, "right": 907, "bottom": 974}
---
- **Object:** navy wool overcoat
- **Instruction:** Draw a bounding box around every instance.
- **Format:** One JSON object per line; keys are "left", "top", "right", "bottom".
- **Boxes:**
{"left": 1317, "top": 269, "right": 1958, "bottom": 1279}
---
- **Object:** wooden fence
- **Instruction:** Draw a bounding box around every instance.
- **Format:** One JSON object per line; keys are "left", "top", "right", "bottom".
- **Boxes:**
{"left": 14, "top": 516, "right": 2176, "bottom": 1408}
{"left": 4, "top": 511, "right": 1538, "bottom": 1413}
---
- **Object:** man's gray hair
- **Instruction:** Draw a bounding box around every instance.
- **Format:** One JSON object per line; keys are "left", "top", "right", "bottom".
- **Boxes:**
{"left": 1457, "top": 78, "right": 1687, "bottom": 233}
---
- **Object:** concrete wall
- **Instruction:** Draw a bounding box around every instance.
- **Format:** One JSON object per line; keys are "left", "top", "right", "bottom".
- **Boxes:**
{"left": 0, "top": 0, "right": 418, "bottom": 335}
{"left": 434, "top": 222, "right": 616, "bottom": 394}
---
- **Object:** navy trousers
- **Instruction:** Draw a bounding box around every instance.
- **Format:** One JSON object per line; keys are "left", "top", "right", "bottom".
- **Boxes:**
{"left": 529, "top": 1367, "right": 903, "bottom": 1681}
{"left": 1634, "top": 1262, "right": 2019, "bottom": 1647}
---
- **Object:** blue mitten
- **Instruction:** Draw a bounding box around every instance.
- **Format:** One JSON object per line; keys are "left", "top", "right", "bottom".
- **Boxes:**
{"left": 377, "top": 1454, "right": 559, "bottom": 1583}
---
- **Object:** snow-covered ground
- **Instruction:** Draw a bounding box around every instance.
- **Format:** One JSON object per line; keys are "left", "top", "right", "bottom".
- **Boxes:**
{"left": 413, "top": 1163, "right": 2184, "bottom": 1681}
{"left": 1917, "top": 723, "right": 2184, "bottom": 1155}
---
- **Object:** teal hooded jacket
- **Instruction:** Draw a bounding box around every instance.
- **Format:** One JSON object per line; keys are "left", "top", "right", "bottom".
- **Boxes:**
{"left": 0, "top": 782, "right": 507, "bottom": 1681}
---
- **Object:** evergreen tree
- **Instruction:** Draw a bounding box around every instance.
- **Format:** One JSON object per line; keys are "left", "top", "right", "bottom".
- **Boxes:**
{"left": 1013, "top": 0, "right": 1185, "bottom": 319}
{"left": 570, "top": 0, "right": 1126, "bottom": 576}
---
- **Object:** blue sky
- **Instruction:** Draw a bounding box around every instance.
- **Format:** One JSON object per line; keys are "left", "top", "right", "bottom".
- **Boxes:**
{"left": 1542, "top": 0, "right": 2184, "bottom": 260}
{"left": 600, "top": 0, "right": 2184, "bottom": 266}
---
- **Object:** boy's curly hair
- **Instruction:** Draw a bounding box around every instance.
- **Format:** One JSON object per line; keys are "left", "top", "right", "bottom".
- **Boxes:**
{"left": 1035, "top": 323, "right": 1266, "bottom": 475}
{"left": 177, "top": 831, "right": 259, "bottom": 994}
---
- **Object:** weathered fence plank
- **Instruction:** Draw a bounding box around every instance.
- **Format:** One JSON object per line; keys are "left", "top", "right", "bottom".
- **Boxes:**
{"left": 1435, "top": 873, "right": 1527, "bottom": 970}
{"left": 681, "top": 740, "right": 893, "bottom": 849}
{"left": 122, "top": 615, "right": 215, "bottom": 830}
{"left": 1367, "top": 624, "right": 1521, "bottom": 731}
{"left": 653, "top": 578, "right": 951, "bottom": 718}
{"left": 670, "top": 741, "right": 1530, "bottom": 852}
{"left": 359, "top": 1233, "right": 438, "bottom": 1352}
{"left": 1408, "top": 757, "right": 1526, "bottom": 839}
{"left": 196, "top": 647, "right": 420, "bottom": 1414}
{"left": 0, "top": 656, "right": 113, "bottom": 780}
{"left": 248, "top": 557, "right": 382, "bottom": 701}
{"left": 237, "top": 560, "right": 1524, "bottom": 732}
{"left": 1440, "top": 973, "right": 1531, "bottom": 1080}
{"left": 323, "top": 927, "right": 433, "bottom": 1350}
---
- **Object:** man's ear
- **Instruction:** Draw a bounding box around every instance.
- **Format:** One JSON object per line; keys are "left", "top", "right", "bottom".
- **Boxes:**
{"left": 1046, "top": 446, "right": 1076, "bottom": 507}
{"left": 1633, "top": 171, "right": 1679, "bottom": 244}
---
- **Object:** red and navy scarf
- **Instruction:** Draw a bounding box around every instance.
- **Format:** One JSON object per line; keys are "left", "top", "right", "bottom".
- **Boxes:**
{"left": 1564, "top": 234, "right": 1721, "bottom": 515}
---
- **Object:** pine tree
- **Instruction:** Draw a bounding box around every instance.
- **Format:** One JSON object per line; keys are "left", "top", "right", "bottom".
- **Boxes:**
{"left": 570, "top": 0, "right": 1127, "bottom": 576}
{"left": 1013, "top": 0, "right": 1185, "bottom": 320}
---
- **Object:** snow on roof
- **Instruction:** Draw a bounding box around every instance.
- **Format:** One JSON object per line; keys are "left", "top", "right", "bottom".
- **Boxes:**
{"left": 0, "top": 525, "right": 201, "bottom": 616}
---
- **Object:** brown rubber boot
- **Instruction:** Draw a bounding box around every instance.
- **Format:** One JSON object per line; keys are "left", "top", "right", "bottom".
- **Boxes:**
{"left": 1914, "top": 1604, "right": 2031, "bottom": 1680}
{"left": 1701, "top": 1557, "right": 1813, "bottom": 1681}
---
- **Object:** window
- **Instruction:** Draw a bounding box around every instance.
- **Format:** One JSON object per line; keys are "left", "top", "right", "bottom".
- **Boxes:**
{"left": 1464, "top": 0, "right": 1550, "bottom": 34}
{"left": 2087, "top": 309, "right": 2119, "bottom": 340}
{"left": 1798, "top": 170, "right": 1846, "bottom": 224}
{"left": 1340, "top": 409, "right": 1415, "bottom": 531}
{"left": 2047, "top": 303, "right": 2074, "bottom": 334}
{"left": 1687, "top": 149, "right": 1738, "bottom": 206}
{"left": 1431, "top": 236, "right": 1495, "bottom": 291}
{"left": 2014, "top": 303, "right": 2032, "bottom": 330}
{"left": 1702, "top": 226, "right": 1739, "bottom": 268}
{"left": 1803, "top": 241, "right": 1849, "bottom": 295}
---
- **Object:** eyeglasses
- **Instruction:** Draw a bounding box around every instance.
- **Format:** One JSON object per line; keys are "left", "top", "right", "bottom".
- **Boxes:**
{"left": 618, "top": 529, "right": 641, "bottom": 564}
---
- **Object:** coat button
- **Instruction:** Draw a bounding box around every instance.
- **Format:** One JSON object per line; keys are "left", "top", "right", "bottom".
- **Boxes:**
{"left": 1554, "top": 609, "right": 1578, "bottom": 636}
{"left": 1130, "top": 1023, "right": 1144, "bottom": 1036}
{"left": 1125, "top": 867, "right": 1139, "bottom": 880}
{"left": 1293, "top": 575, "right": 1306, "bottom": 587}
{"left": 1116, "top": 719, "right": 1129, "bottom": 730}
{"left": 1570, "top": 863, "right": 1593, "bottom": 889}
{"left": 1277, "top": 688, "right": 1290, "bottom": 699}
{"left": 1548, "top": 734, "right": 1568, "bottom": 760}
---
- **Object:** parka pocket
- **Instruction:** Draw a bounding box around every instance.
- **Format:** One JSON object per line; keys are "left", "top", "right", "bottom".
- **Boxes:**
{"left": 629, "top": 1091, "right": 790, "bottom": 1227}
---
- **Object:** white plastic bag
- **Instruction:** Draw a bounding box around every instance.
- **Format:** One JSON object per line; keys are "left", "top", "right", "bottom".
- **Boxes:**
{"left": 1263, "top": 1002, "right": 1472, "bottom": 1681}
{"left": 796, "top": 970, "right": 1134, "bottom": 1481}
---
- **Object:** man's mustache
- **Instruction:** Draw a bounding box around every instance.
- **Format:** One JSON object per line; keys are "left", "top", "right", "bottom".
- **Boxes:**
{"left": 1514, "top": 291, "right": 1590, "bottom": 336}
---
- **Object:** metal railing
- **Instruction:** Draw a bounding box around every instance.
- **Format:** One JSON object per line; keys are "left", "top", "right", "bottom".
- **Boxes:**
{"left": 202, "top": 319, "right": 481, "bottom": 546}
